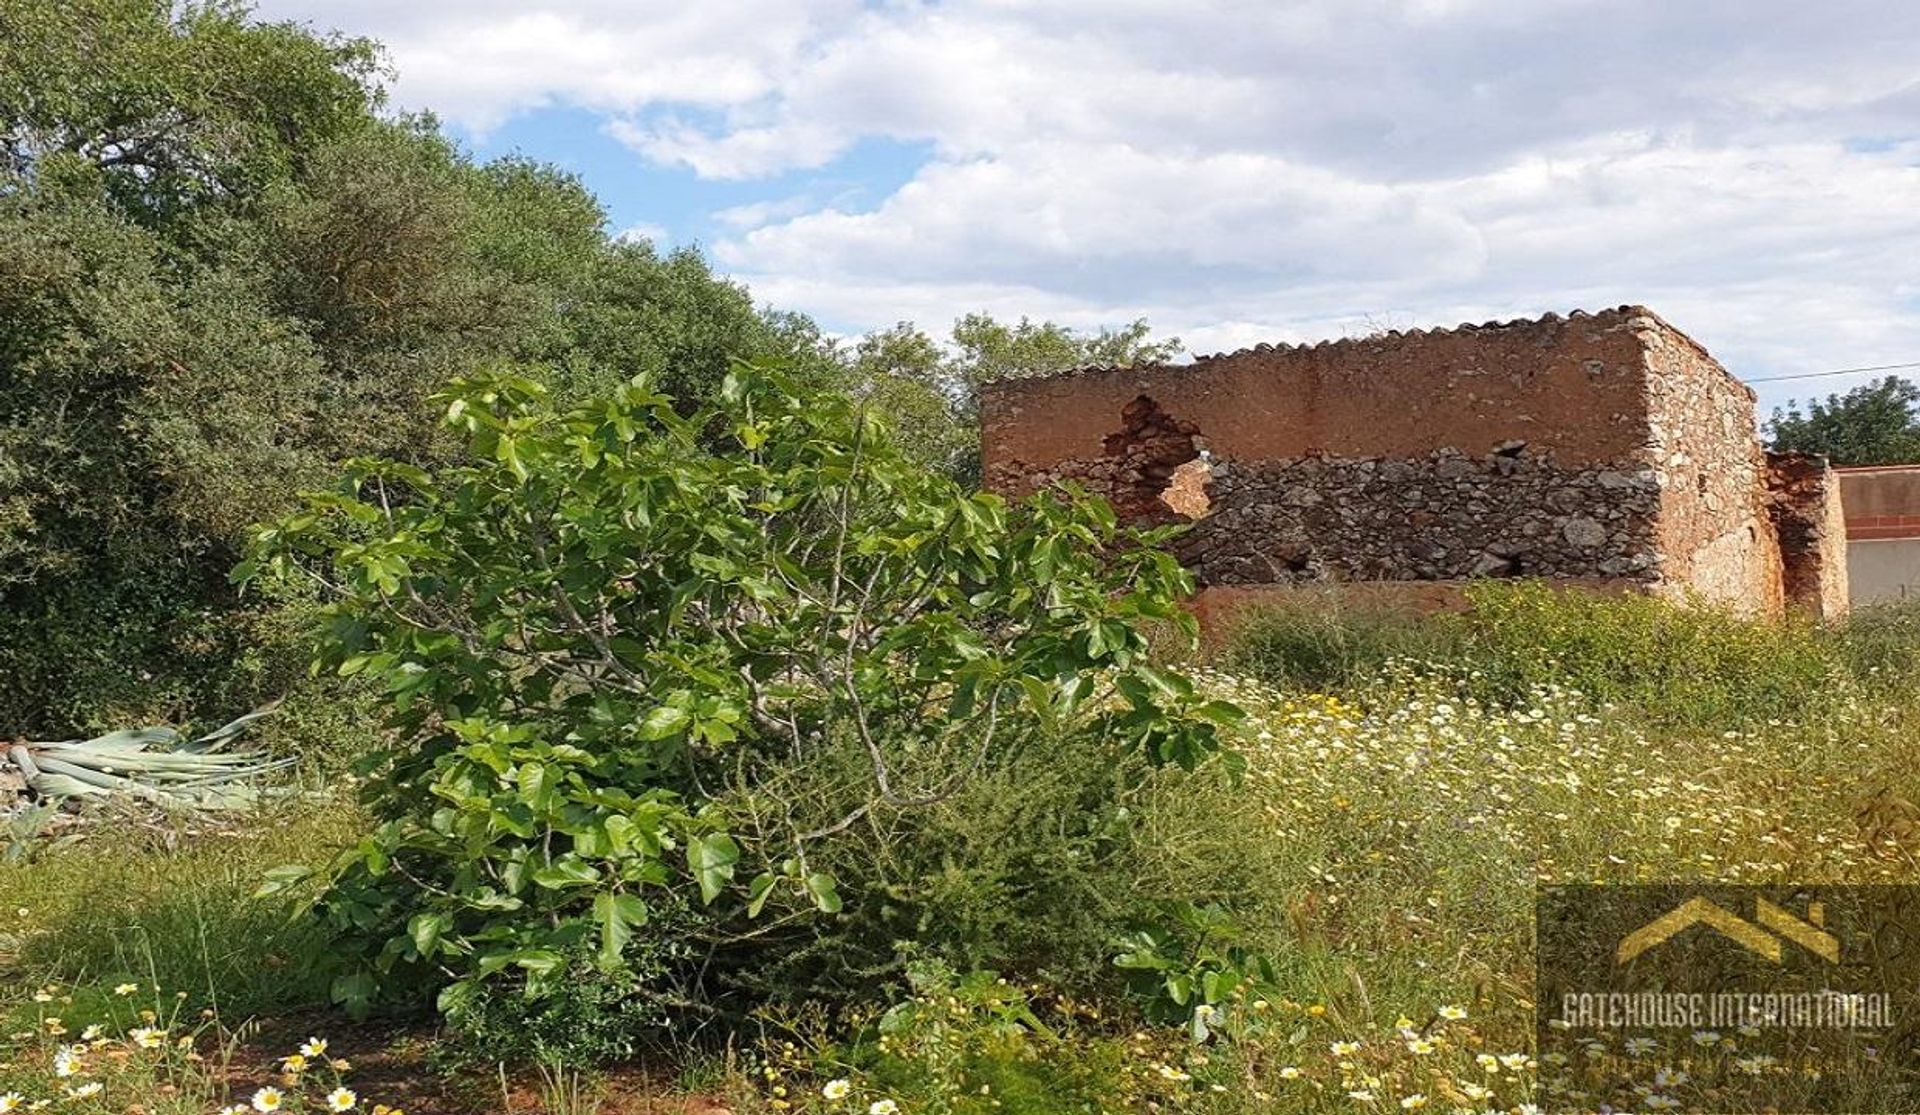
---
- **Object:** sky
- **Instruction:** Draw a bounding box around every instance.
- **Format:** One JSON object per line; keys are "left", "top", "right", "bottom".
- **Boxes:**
{"left": 252, "top": 0, "right": 1920, "bottom": 411}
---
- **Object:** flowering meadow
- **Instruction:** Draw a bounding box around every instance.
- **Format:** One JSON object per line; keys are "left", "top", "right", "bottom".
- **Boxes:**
{"left": 0, "top": 981, "right": 405, "bottom": 1114}
{"left": 4, "top": 591, "right": 1917, "bottom": 1114}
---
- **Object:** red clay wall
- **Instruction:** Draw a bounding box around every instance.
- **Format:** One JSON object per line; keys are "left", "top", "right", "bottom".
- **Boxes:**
{"left": 979, "top": 306, "right": 1799, "bottom": 615}
{"left": 1838, "top": 466, "right": 1920, "bottom": 541}
{"left": 982, "top": 309, "right": 1655, "bottom": 477}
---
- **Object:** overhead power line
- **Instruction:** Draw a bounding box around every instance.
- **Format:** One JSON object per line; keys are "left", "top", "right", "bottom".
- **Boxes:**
{"left": 1746, "top": 360, "right": 1920, "bottom": 385}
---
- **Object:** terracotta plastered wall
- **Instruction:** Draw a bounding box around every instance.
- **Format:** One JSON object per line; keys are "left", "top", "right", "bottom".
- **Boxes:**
{"left": 982, "top": 309, "right": 1655, "bottom": 475}
{"left": 1837, "top": 466, "right": 1920, "bottom": 608}
{"left": 980, "top": 306, "right": 1798, "bottom": 613}
{"left": 1638, "top": 322, "right": 1784, "bottom": 614}
{"left": 982, "top": 309, "right": 1667, "bottom": 588}
{"left": 1838, "top": 466, "right": 1920, "bottom": 541}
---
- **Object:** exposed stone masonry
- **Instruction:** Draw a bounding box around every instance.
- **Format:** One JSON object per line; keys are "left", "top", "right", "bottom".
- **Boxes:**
{"left": 1185, "top": 450, "right": 1659, "bottom": 586}
{"left": 980, "top": 305, "right": 1849, "bottom": 618}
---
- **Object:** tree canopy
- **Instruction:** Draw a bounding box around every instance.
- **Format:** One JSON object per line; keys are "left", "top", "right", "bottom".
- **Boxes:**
{"left": 0, "top": 0, "right": 830, "bottom": 732}
{"left": 843, "top": 315, "right": 1181, "bottom": 481}
{"left": 1768, "top": 376, "right": 1920, "bottom": 466}
{"left": 0, "top": 0, "right": 1180, "bottom": 735}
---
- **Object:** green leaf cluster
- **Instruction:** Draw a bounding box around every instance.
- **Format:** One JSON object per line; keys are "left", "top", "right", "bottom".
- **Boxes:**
{"left": 248, "top": 366, "right": 1238, "bottom": 1021}
{"left": 0, "top": 0, "right": 836, "bottom": 734}
{"left": 1768, "top": 374, "right": 1920, "bottom": 466}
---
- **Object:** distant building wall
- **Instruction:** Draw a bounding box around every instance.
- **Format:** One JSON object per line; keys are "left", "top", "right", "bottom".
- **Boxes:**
{"left": 1848, "top": 542, "right": 1920, "bottom": 605}
{"left": 1839, "top": 466, "right": 1920, "bottom": 606}
{"left": 979, "top": 306, "right": 1816, "bottom": 618}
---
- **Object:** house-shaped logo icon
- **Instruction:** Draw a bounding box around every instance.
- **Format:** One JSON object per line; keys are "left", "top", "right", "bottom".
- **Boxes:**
{"left": 1617, "top": 897, "right": 1839, "bottom": 965}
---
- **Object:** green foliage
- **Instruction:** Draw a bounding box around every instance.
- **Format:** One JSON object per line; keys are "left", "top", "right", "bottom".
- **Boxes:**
{"left": 1832, "top": 599, "right": 1920, "bottom": 690}
{"left": 0, "top": 0, "right": 836, "bottom": 735}
{"left": 822, "top": 962, "right": 1132, "bottom": 1115}
{"left": 0, "top": 0, "right": 384, "bottom": 224}
{"left": 431, "top": 917, "right": 701, "bottom": 1070}
{"left": 845, "top": 314, "right": 1181, "bottom": 481}
{"left": 1768, "top": 375, "right": 1920, "bottom": 465}
{"left": 1113, "top": 903, "right": 1278, "bottom": 1039}
{"left": 1226, "top": 582, "right": 1871, "bottom": 732}
{"left": 731, "top": 720, "right": 1286, "bottom": 1015}
{"left": 247, "top": 367, "right": 1237, "bottom": 1031}
{"left": 1454, "top": 582, "right": 1849, "bottom": 730}
{"left": 0, "top": 179, "right": 329, "bottom": 733}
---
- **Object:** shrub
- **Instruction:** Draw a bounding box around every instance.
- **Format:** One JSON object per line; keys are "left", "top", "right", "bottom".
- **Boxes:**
{"left": 730, "top": 722, "right": 1292, "bottom": 1010}
{"left": 432, "top": 906, "right": 701, "bottom": 1069}
{"left": 1221, "top": 593, "right": 1458, "bottom": 693}
{"left": 1455, "top": 582, "right": 1850, "bottom": 729}
{"left": 247, "top": 367, "right": 1240, "bottom": 1036}
{"left": 771, "top": 962, "right": 1137, "bottom": 1115}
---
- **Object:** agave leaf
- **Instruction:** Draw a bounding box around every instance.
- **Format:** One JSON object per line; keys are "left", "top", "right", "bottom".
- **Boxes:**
{"left": 32, "top": 746, "right": 292, "bottom": 776}
{"left": 9, "top": 704, "right": 289, "bottom": 812}
{"left": 45, "top": 727, "right": 181, "bottom": 752}
{"left": 29, "top": 758, "right": 176, "bottom": 799}
{"left": 184, "top": 700, "right": 285, "bottom": 753}
{"left": 23, "top": 772, "right": 112, "bottom": 799}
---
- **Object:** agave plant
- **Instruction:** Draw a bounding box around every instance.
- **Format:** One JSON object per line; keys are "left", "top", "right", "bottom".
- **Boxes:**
{"left": 6, "top": 704, "right": 292, "bottom": 811}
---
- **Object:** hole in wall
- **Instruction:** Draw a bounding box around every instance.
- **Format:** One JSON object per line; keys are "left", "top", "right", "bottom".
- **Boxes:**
{"left": 1103, "top": 394, "right": 1209, "bottom": 524}
{"left": 1159, "top": 455, "right": 1214, "bottom": 520}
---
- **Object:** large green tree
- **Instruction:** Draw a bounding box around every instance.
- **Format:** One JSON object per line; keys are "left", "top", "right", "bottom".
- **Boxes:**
{"left": 0, "top": 0, "right": 828, "bottom": 733}
{"left": 1768, "top": 376, "right": 1920, "bottom": 466}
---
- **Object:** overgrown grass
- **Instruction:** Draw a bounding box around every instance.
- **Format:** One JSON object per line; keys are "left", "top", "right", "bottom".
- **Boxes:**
{"left": 0, "top": 799, "right": 363, "bottom": 1021}
{"left": 1227, "top": 581, "right": 1920, "bottom": 731}
{"left": 8, "top": 586, "right": 1920, "bottom": 1113}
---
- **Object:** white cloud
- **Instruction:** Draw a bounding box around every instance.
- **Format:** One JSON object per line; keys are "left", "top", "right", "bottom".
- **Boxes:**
{"left": 613, "top": 222, "right": 669, "bottom": 246}
{"left": 254, "top": 0, "right": 1920, "bottom": 400}
{"left": 252, "top": 0, "right": 859, "bottom": 134}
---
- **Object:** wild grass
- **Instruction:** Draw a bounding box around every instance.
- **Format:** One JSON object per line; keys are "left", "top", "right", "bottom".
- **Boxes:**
{"left": 6, "top": 587, "right": 1920, "bottom": 1113}
{"left": 0, "top": 799, "right": 364, "bottom": 1023}
{"left": 1227, "top": 581, "right": 1920, "bottom": 732}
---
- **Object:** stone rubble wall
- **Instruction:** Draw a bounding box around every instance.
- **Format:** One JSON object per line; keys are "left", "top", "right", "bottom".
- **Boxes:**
{"left": 1766, "top": 453, "right": 1850, "bottom": 619}
{"left": 1639, "top": 322, "right": 1786, "bottom": 614}
{"left": 993, "top": 444, "right": 1661, "bottom": 586}
{"left": 1182, "top": 450, "right": 1659, "bottom": 586}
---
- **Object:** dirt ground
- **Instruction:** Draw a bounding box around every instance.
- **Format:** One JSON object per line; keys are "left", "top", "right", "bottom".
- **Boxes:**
{"left": 227, "top": 1012, "right": 738, "bottom": 1115}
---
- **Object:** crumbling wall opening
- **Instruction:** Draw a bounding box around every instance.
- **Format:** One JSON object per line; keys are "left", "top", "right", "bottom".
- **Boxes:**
{"left": 1160, "top": 456, "right": 1214, "bottom": 520}
{"left": 1765, "top": 451, "right": 1850, "bottom": 618}
{"left": 1102, "top": 395, "right": 1208, "bottom": 524}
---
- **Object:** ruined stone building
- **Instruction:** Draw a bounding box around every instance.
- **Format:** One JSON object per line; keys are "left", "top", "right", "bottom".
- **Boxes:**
{"left": 980, "top": 306, "right": 1848, "bottom": 620}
